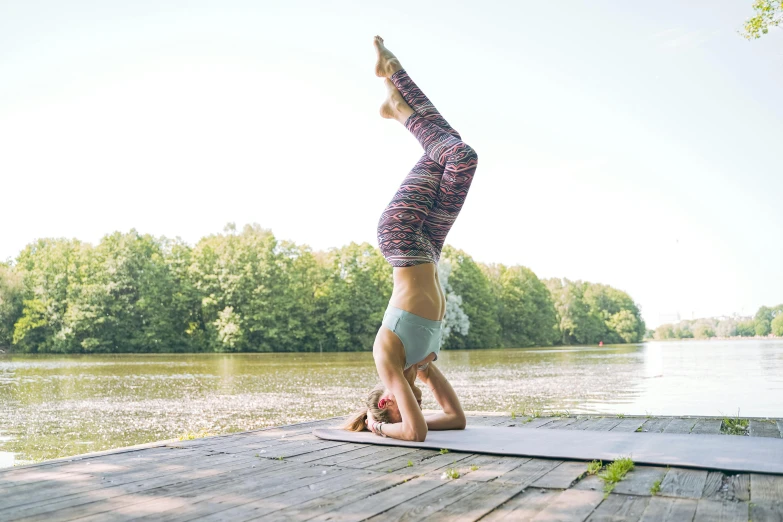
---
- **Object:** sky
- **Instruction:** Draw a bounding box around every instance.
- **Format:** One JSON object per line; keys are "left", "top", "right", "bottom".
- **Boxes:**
{"left": 1, "top": 0, "right": 781, "bottom": 328}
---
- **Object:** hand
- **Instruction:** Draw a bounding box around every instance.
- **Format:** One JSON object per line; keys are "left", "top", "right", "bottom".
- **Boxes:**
{"left": 365, "top": 409, "right": 376, "bottom": 433}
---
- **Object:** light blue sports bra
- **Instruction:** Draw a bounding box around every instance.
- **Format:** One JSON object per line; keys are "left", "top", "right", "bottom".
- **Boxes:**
{"left": 382, "top": 305, "right": 443, "bottom": 369}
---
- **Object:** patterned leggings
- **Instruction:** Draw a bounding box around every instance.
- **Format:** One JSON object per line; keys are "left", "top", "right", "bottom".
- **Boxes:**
{"left": 377, "top": 69, "right": 479, "bottom": 267}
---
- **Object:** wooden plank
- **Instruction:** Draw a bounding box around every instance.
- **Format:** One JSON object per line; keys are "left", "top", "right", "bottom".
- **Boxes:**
{"left": 690, "top": 419, "right": 722, "bottom": 435}
{"left": 750, "top": 502, "right": 783, "bottom": 522}
{"left": 260, "top": 452, "right": 474, "bottom": 522}
{"left": 460, "top": 454, "right": 529, "bottom": 482}
{"left": 611, "top": 466, "right": 668, "bottom": 496}
{"left": 0, "top": 456, "right": 296, "bottom": 520}
{"left": 530, "top": 489, "right": 604, "bottom": 521}
{"left": 539, "top": 417, "right": 584, "bottom": 430}
{"left": 638, "top": 417, "right": 672, "bottom": 433}
{"left": 610, "top": 418, "right": 646, "bottom": 433}
{"left": 77, "top": 465, "right": 367, "bottom": 522}
{"left": 751, "top": 473, "right": 783, "bottom": 502}
{"left": 693, "top": 499, "right": 748, "bottom": 522}
{"left": 0, "top": 451, "right": 265, "bottom": 512}
{"left": 467, "top": 415, "right": 511, "bottom": 426}
{"left": 640, "top": 497, "right": 698, "bottom": 521}
{"left": 587, "top": 494, "right": 650, "bottom": 521}
{"left": 495, "top": 458, "right": 562, "bottom": 486}
{"left": 364, "top": 448, "right": 442, "bottom": 473}
{"left": 531, "top": 461, "right": 589, "bottom": 489}
{"left": 286, "top": 442, "right": 364, "bottom": 463}
{"left": 504, "top": 417, "right": 558, "bottom": 429}
{"left": 577, "top": 417, "right": 624, "bottom": 432}
{"left": 658, "top": 468, "right": 709, "bottom": 499}
{"left": 662, "top": 417, "right": 696, "bottom": 434}
{"left": 481, "top": 488, "right": 560, "bottom": 521}
{"left": 429, "top": 481, "right": 528, "bottom": 522}
{"left": 303, "top": 472, "right": 465, "bottom": 522}
{"left": 702, "top": 472, "right": 750, "bottom": 502}
{"left": 571, "top": 474, "right": 604, "bottom": 493}
{"left": 750, "top": 420, "right": 781, "bottom": 438}
{"left": 0, "top": 447, "right": 202, "bottom": 490}
{"left": 305, "top": 444, "right": 394, "bottom": 466}
{"left": 364, "top": 479, "right": 482, "bottom": 521}
{"left": 136, "top": 467, "right": 377, "bottom": 522}
{"left": 333, "top": 445, "right": 422, "bottom": 470}
{"left": 560, "top": 418, "right": 594, "bottom": 430}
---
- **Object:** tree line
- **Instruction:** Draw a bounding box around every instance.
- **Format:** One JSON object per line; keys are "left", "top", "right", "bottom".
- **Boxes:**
{"left": 653, "top": 305, "right": 783, "bottom": 340}
{"left": 0, "top": 225, "right": 646, "bottom": 353}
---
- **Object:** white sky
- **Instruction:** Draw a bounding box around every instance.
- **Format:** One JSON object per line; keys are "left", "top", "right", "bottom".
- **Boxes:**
{"left": 1, "top": 0, "right": 781, "bottom": 328}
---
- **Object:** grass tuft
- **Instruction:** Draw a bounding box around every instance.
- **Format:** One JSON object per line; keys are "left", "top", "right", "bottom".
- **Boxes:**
{"left": 439, "top": 448, "right": 449, "bottom": 454}
{"left": 650, "top": 478, "right": 662, "bottom": 495}
{"left": 442, "top": 468, "right": 460, "bottom": 479}
{"left": 470, "top": 465, "right": 479, "bottom": 472}
{"left": 616, "top": 413, "right": 625, "bottom": 419}
{"left": 511, "top": 411, "right": 516, "bottom": 420}
{"left": 599, "top": 457, "right": 634, "bottom": 497}
{"left": 407, "top": 460, "right": 414, "bottom": 467}
{"left": 721, "top": 410, "right": 749, "bottom": 435}
{"left": 587, "top": 460, "right": 603, "bottom": 475}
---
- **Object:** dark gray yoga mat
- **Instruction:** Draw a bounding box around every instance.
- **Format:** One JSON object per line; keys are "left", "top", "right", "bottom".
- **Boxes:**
{"left": 314, "top": 426, "right": 783, "bottom": 474}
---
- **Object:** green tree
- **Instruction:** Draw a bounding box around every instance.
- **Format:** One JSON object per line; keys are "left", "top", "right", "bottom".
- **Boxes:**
{"left": 743, "top": 0, "right": 783, "bottom": 39}
{"left": 654, "top": 324, "right": 675, "bottom": 340}
{"left": 754, "top": 306, "right": 773, "bottom": 336}
{"left": 0, "top": 263, "right": 24, "bottom": 348}
{"left": 315, "top": 242, "right": 392, "bottom": 352}
{"left": 441, "top": 247, "right": 501, "bottom": 350}
{"left": 545, "top": 278, "right": 604, "bottom": 344}
{"left": 736, "top": 320, "right": 757, "bottom": 337}
{"left": 693, "top": 324, "right": 716, "bottom": 339}
{"left": 189, "top": 224, "right": 323, "bottom": 352}
{"left": 72, "top": 231, "right": 191, "bottom": 353}
{"left": 771, "top": 313, "right": 783, "bottom": 336}
{"left": 488, "top": 264, "right": 559, "bottom": 348}
{"left": 13, "top": 238, "right": 88, "bottom": 352}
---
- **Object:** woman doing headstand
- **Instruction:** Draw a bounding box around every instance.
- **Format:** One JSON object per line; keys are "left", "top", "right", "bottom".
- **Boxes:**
{"left": 344, "top": 37, "right": 478, "bottom": 441}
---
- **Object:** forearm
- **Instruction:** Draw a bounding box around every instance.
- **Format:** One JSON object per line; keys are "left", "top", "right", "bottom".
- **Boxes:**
{"left": 424, "top": 411, "right": 466, "bottom": 430}
{"left": 418, "top": 363, "right": 466, "bottom": 429}
{"left": 372, "top": 421, "right": 425, "bottom": 441}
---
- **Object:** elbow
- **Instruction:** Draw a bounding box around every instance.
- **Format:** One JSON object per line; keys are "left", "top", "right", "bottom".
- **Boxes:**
{"left": 405, "top": 426, "right": 428, "bottom": 442}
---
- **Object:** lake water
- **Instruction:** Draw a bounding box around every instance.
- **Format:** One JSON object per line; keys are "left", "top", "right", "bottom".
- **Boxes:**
{"left": 1, "top": 339, "right": 781, "bottom": 465}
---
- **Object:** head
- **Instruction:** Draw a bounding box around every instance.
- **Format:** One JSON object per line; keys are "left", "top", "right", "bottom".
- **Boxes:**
{"left": 342, "top": 383, "right": 405, "bottom": 432}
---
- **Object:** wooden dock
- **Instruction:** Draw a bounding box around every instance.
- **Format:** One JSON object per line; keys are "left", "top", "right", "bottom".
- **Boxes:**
{"left": 2, "top": 414, "right": 782, "bottom": 521}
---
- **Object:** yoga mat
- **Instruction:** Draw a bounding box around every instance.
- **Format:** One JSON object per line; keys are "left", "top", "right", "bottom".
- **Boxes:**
{"left": 314, "top": 426, "right": 783, "bottom": 474}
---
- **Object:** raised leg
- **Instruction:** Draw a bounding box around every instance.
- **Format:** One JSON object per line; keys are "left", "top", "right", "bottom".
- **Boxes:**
{"left": 377, "top": 155, "right": 441, "bottom": 267}
{"left": 374, "top": 36, "right": 460, "bottom": 139}
{"left": 406, "top": 115, "right": 478, "bottom": 263}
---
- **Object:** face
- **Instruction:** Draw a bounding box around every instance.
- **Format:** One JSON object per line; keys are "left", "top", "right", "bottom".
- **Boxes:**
{"left": 381, "top": 387, "right": 423, "bottom": 424}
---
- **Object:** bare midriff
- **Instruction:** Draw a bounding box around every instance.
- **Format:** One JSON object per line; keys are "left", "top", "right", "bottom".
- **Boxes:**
{"left": 389, "top": 263, "right": 446, "bottom": 321}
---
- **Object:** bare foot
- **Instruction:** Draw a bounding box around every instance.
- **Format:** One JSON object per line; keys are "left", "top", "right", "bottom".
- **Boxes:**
{"left": 380, "top": 79, "right": 414, "bottom": 123}
{"left": 373, "top": 36, "right": 403, "bottom": 78}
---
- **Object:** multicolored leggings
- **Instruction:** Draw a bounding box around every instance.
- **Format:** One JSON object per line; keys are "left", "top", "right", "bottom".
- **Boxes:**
{"left": 377, "top": 69, "right": 479, "bottom": 267}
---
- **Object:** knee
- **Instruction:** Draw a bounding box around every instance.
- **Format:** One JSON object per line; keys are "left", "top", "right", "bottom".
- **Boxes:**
{"left": 452, "top": 143, "right": 478, "bottom": 164}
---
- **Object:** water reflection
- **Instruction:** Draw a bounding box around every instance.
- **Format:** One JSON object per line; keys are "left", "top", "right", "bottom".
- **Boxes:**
{"left": 1, "top": 339, "right": 781, "bottom": 463}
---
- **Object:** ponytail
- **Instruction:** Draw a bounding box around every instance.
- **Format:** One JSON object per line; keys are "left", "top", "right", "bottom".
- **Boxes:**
{"left": 342, "top": 383, "right": 393, "bottom": 431}
{"left": 342, "top": 407, "right": 369, "bottom": 432}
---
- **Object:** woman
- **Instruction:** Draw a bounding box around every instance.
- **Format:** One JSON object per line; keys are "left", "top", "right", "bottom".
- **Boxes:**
{"left": 344, "top": 36, "right": 478, "bottom": 441}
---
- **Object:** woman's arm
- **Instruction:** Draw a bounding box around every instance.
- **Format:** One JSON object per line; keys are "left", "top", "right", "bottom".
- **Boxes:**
{"left": 418, "top": 362, "right": 466, "bottom": 430}
{"left": 374, "top": 352, "right": 428, "bottom": 441}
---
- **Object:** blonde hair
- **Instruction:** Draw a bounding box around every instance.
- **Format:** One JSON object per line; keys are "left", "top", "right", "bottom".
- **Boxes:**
{"left": 342, "top": 383, "right": 394, "bottom": 431}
